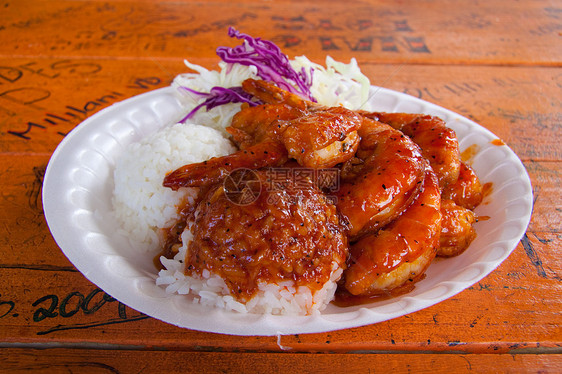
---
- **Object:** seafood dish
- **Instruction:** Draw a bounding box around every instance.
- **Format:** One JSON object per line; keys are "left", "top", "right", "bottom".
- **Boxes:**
{"left": 111, "top": 28, "right": 484, "bottom": 315}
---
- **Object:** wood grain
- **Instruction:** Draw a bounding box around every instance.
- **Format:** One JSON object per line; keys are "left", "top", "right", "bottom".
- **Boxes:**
{"left": 2, "top": 349, "right": 562, "bottom": 373}
{"left": 2, "top": 0, "right": 560, "bottom": 65}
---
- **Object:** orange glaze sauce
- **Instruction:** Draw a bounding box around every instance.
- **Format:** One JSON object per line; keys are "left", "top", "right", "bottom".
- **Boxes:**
{"left": 155, "top": 115, "right": 490, "bottom": 307}
{"left": 482, "top": 182, "right": 493, "bottom": 198}
{"left": 333, "top": 273, "right": 426, "bottom": 307}
{"left": 184, "top": 171, "right": 348, "bottom": 303}
{"left": 491, "top": 138, "right": 505, "bottom": 146}
{"left": 461, "top": 144, "right": 480, "bottom": 163}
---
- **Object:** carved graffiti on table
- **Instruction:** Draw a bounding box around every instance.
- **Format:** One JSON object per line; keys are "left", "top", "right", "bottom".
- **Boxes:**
{"left": 269, "top": 15, "right": 430, "bottom": 53}
{"left": 403, "top": 82, "right": 483, "bottom": 103}
{"left": 29, "top": 288, "right": 149, "bottom": 335}
{"left": 0, "top": 294, "right": 17, "bottom": 319}
{"left": 2, "top": 0, "right": 437, "bottom": 55}
{"left": 0, "top": 58, "right": 163, "bottom": 141}
{"left": 25, "top": 164, "right": 46, "bottom": 214}
{"left": 171, "top": 12, "right": 256, "bottom": 38}
{"left": 7, "top": 91, "right": 126, "bottom": 140}
{"left": 0, "top": 59, "right": 99, "bottom": 138}
{"left": 0, "top": 60, "right": 103, "bottom": 114}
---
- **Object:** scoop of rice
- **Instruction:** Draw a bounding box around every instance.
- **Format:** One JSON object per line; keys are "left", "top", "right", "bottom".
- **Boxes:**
{"left": 112, "top": 122, "right": 236, "bottom": 250}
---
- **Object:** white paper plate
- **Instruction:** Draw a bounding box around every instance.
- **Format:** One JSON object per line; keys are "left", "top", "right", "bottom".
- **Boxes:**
{"left": 43, "top": 86, "right": 533, "bottom": 336}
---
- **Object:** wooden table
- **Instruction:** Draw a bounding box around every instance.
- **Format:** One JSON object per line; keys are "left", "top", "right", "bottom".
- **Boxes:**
{"left": 1, "top": 0, "right": 560, "bottom": 372}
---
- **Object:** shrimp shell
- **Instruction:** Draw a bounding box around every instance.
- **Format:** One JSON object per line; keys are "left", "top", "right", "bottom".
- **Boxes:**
{"left": 163, "top": 141, "right": 288, "bottom": 189}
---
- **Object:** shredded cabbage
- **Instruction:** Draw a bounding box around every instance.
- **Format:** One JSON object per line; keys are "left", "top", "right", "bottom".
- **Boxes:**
{"left": 217, "top": 27, "right": 315, "bottom": 102}
{"left": 291, "top": 55, "right": 371, "bottom": 110}
{"left": 172, "top": 28, "right": 372, "bottom": 127}
{"left": 177, "top": 86, "right": 258, "bottom": 124}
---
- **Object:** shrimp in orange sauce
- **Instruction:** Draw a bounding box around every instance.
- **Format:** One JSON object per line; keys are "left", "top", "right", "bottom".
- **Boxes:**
{"left": 438, "top": 199, "right": 476, "bottom": 257}
{"left": 342, "top": 164, "right": 442, "bottom": 296}
{"left": 361, "top": 112, "right": 461, "bottom": 189}
{"left": 162, "top": 78, "right": 484, "bottom": 302}
{"left": 436, "top": 162, "right": 482, "bottom": 257}
{"left": 441, "top": 162, "right": 483, "bottom": 210}
{"left": 336, "top": 116, "right": 426, "bottom": 239}
{"left": 164, "top": 79, "right": 362, "bottom": 189}
{"left": 359, "top": 113, "right": 482, "bottom": 261}
{"left": 230, "top": 79, "right": 362, "bottom": 168}
{"left": 163, "top": 141, "right": 288, "bottom": 189}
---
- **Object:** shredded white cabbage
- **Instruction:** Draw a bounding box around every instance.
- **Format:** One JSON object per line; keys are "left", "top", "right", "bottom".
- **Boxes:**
{"left": 172, "top": 61, "right": 258, "bottom": 135}
{"left": 291, "top": 56, "right": 371, "bottom": 110}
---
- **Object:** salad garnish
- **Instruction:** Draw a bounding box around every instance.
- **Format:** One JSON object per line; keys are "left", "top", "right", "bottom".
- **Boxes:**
{"left": 179, "top": 27, "right": 315, "bottom": 122}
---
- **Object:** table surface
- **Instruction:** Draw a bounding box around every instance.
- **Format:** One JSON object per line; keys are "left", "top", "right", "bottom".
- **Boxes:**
{"left": 1, "top": 0, "right": 560, "bottom": 372}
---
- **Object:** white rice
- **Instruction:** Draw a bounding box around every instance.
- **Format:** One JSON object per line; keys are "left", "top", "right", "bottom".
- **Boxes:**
{"left": 112, "top": 122, "right": 236, "bottom": 250}
{"left": 113, "top": 53, "right": 370, "bottom": 315}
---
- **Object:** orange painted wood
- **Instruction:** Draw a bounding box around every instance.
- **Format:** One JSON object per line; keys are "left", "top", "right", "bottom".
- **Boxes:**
{"left": 2, "top": 349, "right": 562, "bottom": 373}
{"left": 0, "top": 0, "right": 560, "bottom": 371}
{"left": 0, "top": 58, "right": 183, "bottom": 153}
{"left": 1, "top": 0, "right": 560, "bottom": 65}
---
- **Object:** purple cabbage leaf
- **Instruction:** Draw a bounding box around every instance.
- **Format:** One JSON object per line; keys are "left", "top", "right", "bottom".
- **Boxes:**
{"left": 178, "top": 27, "right": 315, "bottom": 122}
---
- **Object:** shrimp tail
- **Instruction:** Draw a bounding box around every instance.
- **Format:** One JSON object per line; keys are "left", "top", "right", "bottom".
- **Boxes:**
{"left": 438, "top": 198, "right": 477, "bottom": 257}
{"left": 242, "top": 79, "right": 310, "bottom": 109}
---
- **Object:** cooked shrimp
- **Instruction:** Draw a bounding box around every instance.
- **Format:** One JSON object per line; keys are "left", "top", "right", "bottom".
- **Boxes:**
{"left": 230, "top": 79, "right": 362, "bottom": 168}
{"left": 441, "top": 162, "right": 483, "bottom": 210}
{"left": 240, "top": 78, "right": 312, "bottom": 109}
{"left": 336, "top": 117, "right": 426, "bottom": 239}
{"left": 228, "top": 103, "right": 304, "bottom": 148}
{"left": 230, "top": 104, "right": 361, "bottom": 169}
{"left": 280, "top": 106, "right": 361, "bottom": 168}
{"left": 164, "top": 79, "right": 362, "bottom": 189}
{"left": 343, "top": 165, "right": 442, "bottom": 296}
{"left": 362, "top": 112, "right": 461, "bottom": 189}
{"left": 438, "top": 199, "right": 476, "bottom": 257}
{"left": 163, "top": 141, "right": 287, "bottom": 189}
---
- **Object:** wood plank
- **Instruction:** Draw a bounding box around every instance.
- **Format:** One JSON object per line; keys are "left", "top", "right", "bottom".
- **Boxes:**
{"left": 0, "top": 58, "right": 183, "bottom": 153}
{"left": 358, "top": 64, "right": 561, "bottom": 163}
{"left": 524, "top": 161, "right": 561, "bottom": 233}
{"left": 1, "top": 0, "right": 560, "bottom": 65}
{"left": 1, "top": 349, "right": 561, "bottom": 373}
